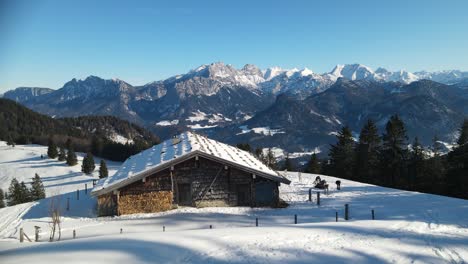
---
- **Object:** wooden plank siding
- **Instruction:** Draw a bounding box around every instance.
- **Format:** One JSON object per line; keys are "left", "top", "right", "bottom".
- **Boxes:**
{"left": 97, "top": 156, "right": 280, "bottom": 216}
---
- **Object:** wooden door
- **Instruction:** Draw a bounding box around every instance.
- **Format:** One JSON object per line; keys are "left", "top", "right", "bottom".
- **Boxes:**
{"left": 178, "top": 183, "right": 192, "bottom": 206}
{"left": 237, "top": 184, "right": 251, "bottom": 206}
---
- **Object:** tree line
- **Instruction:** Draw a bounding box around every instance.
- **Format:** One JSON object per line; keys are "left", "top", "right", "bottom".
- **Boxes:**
{"left": 236, "top": 116, "right": 468, "bottom": 200}
{"left": 0, "top": 140, "right": 110, "bottom": 208}
{"left": 0, "top": 98, "right": 159, "bottom": 162}
{"left": 47, "top": 136, "right": 109, "bottom": 177}
{"left": 0, "top": 174, "right": 46, "bottom": 207}
{"left": 321, "top": 116, "right": 468, "bottom": 199}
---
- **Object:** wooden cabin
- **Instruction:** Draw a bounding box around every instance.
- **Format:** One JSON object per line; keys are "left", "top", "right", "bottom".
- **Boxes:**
{"left": 91, "top": 132, "right": 290, "bottom": 216}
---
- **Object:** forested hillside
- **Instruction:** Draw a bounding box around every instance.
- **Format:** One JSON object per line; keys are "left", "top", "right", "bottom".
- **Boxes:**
{"left": 0, "top": 98, "right": 159, "bottom": 161}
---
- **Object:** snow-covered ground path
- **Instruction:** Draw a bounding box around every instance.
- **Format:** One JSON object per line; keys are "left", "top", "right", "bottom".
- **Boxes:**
{"left": 1, "top": 143, "right": 468, "bottom": 263}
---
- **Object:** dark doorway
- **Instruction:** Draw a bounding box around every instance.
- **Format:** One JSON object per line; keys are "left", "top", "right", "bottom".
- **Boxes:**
{"left": 237, "top": 184, "right": 251, "bottom": 206}
{"left": 255, "top": 182, "right": 276, "bottom": 206}
{"left": 178, "top": 183, "right": 192, "bottom": 206}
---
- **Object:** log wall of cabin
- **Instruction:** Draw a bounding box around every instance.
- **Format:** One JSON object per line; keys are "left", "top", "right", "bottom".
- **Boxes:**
{"left": 97, "top": 193, "right": 118, "bottom": 216}
{"left": 172, "top": 157, "right": 256, "bottom": 207}
{"left": 97, "top": 155, "right": 280, "bottom": 216}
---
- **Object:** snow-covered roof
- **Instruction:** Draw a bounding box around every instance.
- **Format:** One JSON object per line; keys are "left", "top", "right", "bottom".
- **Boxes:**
{"left": 92, "top": 131, "right": 289, "bottom": 195}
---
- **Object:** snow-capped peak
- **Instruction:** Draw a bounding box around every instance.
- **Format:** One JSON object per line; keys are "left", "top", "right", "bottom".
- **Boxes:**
{"left": 263, "top": 67, "right": 286, "bottom": 80}
{"left": 299, "top": 68, "right": 314, "bottom": 77}
{"left": 330, "top": 64, "right": 376, "bottom": 80}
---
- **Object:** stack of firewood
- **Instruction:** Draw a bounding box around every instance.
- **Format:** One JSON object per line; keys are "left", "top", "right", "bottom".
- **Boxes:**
{"left": 118, "top": 191, "right": 173, "bottom": 215}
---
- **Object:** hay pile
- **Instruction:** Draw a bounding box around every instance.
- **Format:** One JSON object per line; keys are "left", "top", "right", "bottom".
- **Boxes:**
{"left": 118, "top": 191, "right": 173, "bottom": 215}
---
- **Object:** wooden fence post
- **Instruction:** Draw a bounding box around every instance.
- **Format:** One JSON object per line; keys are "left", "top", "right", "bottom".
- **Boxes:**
{"left": 345, "top": 204, "right": 349, "bottom": 220}
{"left": 20, "top": 228, "right": 24, "bottom": 243}
{"left": 34, "top": 226, "right": 40, "bottom": 242}
{"left": 317, "top": 192, "right": 320, "bottom": 206}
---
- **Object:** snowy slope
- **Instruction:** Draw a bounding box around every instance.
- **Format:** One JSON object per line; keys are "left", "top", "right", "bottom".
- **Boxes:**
{"left": 0, "top": 142, "right": 121, "bottom": 241}
{"left": 0, "top": 142, "right": 121, "bottom": 196}
{"left": 0, "top": 148, "right": 468, "bottom": 263}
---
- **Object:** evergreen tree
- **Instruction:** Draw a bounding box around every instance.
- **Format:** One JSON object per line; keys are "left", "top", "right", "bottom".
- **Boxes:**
{"left": 58, "top": 146, "right": 67, "bottom": 161}
{"left": 408, "top": 137, "right": 425, "bottom": 190}
{"left": 6, "top": 135, "right": 15, "bottom": 147}
{"left": 354, "top": 119, "right": 381, "bottom": 183}
{"left": 430, "top": 136, "right": 446, "bottom": 180}
{"left": 30, "top": 173, "right": 46, "bottom": 200}
{"left": 265, "top": 148, "right": 277, "bottom": 169}
{"left": 381, "top": 115, "right": 408, "bottom": 187}
{"left": 20, "top": 181, "right": 32, "bottom": 203}
{"left": 7, "top": 178, "right": 21, "bottom": 206}
{"left": 91, "top": 136, "right": 104, "bottom": 157}
{"left": 254, "top": 148, "right": 263, "bottom": 158}
{"left": 47, "top": 136, "right": 58, "bottom": 159}
{"left": 329, "top": 126, "right": 355, "bottom": 179}
{"left": 81, "top": 152, "right": 96, "bottom": 174}
{"left": 236, "top": 143, "right": 252, "bottom": 152}
{"left": 456, "top": 119, "right": 468, "bottom": 146}
{"left": 305, "top": 152, "right": 321, "bottom": 174}
{"left": 0, "top": 189, "right": 5, "bottom": 208}
{"left": 66, "top": 147, "right": 78, "bottom": 166}
{"left": 65, "top": 138, "right": 73, "bottom": 151}
{"left": 446, "top": 121, "right": 468, "bottom": 198}
{"left": 283, "top": 153, "right": 294, "bottom": 171}
{"left": 99, "top": 160, "right": 109, "bottom": 178}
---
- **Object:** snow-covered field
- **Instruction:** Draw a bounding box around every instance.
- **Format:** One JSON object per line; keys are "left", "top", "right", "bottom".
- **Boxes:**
{"left": 1, "top": 143, "right": 468, "bottom": 263}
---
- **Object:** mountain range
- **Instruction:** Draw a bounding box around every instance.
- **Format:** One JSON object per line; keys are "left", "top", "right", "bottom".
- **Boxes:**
{"left": 3, "top": 62, "right": 468, "bottom": 155}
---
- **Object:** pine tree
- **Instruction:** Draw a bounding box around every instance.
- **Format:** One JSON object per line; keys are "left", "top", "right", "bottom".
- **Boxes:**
{"left": 7, "top": 178, "right": 21, "bottom": 206}
{"left": 236, "top": 143, "right": 251, "bottom": 152}
{"left": 456, "top": 119, "right": 468, "bottom": 146}
{"left": 47, "top": 136, "right": 58, "bottom": 159}
{"left": 6, "top": 135, "right": 15, "bottom": 147}
{"left": 254, "top": 148, "right": 263, "bottom": 158}
{"left": 427, "top": 135, "right": 446, "bottom": 189}
{"left": 408, "top": 137, "right": 425, "bottom": 190}
{"left": 66, "top": 147, "right": 78, "bottom": 166}
{"left": 65, "top": 138, "right": 73, "bottom": 151}
{"left": 265, "top": 148, "right": 277, "bottom": 169}
{"left": 81, "top": 152, "right": 96, "bottom": 174}
{"left": 20, "top": 181, "right": 32, "bottom": 203}
{"left": 0, "top": 189, "right": 5, "bottom": 208}
{"left": 283, "top": 153, "right": 294, "bottom": 171}
{"left": 329, "top": 126, "right": 355, "bottom": 179}
{"left": 446, "top": 121, "right": 468, "bottom": 198}
{"left": 305, "top": 153, "right": 321, "bottom": 174}
{"left": 30, "top": 173, "right": 46, "bottom": 200}
{"left": 99, "top": 160, "right": 109, "bottom": 178}
{"left": 58, "top": 146, "right": 66, "bottom": 161}
{"left": 354, "top": 119, "right": 381, "bottom": 183}
{"left": 381, "top": 114, "right": 408, "bottom": 187}
{"left": 91, "top": 136, "right": 104, "bottom": 157}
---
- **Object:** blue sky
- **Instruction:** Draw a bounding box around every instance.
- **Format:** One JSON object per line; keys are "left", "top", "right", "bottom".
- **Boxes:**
{"left": 1, "top": 0, "right": 467, "bottom": 92}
